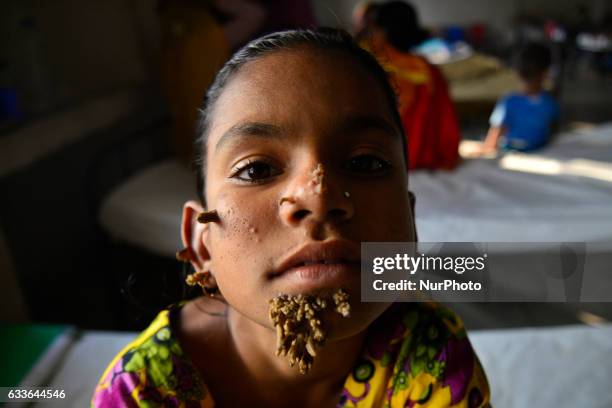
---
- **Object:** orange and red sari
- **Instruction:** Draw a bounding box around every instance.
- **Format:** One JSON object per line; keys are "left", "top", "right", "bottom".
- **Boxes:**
{"left": 365, "top": 42, "right": 461, "bottom": 170}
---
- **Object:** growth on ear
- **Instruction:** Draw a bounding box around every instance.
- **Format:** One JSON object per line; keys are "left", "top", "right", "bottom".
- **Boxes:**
{"left": 197, "top": 210, "right": 220, "bottom": 224}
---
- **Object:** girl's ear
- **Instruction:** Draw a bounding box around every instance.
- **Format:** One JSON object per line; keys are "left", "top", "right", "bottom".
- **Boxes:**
{"left": 181, "top": 200, "right": 212, "bottom": 272}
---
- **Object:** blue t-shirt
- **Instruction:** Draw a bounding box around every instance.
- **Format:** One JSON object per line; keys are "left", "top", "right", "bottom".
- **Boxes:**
{"left": 489, "top": 92, "right": 560, "bottom": 151}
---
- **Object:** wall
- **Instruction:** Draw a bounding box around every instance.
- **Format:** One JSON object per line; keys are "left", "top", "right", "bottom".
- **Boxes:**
{"left": 32, "top": 0, "right": 148, "bottom": 96}
{"left": 0, "top": 99, "right": 169, "bottom": 328}
{"left": 0, "top": 0, "right": 154, "bottom": 114}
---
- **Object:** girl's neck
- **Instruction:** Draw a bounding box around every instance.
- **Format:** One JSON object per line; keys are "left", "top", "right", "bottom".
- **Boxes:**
{"left": 225, "top": 306, "right": 366, "bottom": 403}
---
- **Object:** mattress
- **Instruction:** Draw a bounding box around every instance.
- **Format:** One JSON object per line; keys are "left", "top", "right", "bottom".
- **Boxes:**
{"left": 412, "top": 124, "right": 612, "bottom": 242}
{"left": 470, "top": 324, "right": 612, "bottom": 408}
{"left": 28, "top": 331, "right": 137, "bottom": 408}
{"left": 440, "top": 53, "right": 522, "bottom": 103}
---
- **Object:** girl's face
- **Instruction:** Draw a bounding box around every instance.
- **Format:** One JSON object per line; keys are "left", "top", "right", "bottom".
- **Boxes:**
{"left": 186, "top": 48, "right": 416, "bottom": 339}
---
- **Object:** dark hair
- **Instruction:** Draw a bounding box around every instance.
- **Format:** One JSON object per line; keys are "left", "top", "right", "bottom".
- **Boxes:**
{"left": 516, "top": 42, "right": 552, "bottom": 81}
{"left": 194, "top": 27, "right": 407, "bottom": 205}
{"left": 372, "top": 1, "right": 429, "bottom": 52}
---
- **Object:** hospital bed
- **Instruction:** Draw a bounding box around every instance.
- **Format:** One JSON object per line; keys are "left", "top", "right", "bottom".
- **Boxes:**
{"left": 7, "top": 322, "right": 612, "bottom": 408}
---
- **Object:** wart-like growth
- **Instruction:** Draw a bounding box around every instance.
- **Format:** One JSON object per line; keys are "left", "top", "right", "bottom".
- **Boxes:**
{"left": 197, "top": 210, "right": 220, "bottom": 224}
{"left": 268, "top": 289, "right": 351, "bottom": 374}
{"left": 308, "top": 163, "right": 326, "bottom": 195}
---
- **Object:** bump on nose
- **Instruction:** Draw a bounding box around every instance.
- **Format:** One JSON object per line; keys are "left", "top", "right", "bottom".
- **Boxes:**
{"left": 279, "top": 164, "right": 354, "bottom": 226}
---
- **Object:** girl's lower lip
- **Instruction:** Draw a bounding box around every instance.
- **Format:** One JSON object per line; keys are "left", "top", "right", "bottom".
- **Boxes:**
{"left": 275, "top": 262, "right": 360, "bottom": 291}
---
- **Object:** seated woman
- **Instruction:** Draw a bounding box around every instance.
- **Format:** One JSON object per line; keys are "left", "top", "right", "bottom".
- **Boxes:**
{"left": 360, "top": 1, "right": 461, "bottom": 170}
{"left": 92, "top": 28, "right": 490, "bottom": 407}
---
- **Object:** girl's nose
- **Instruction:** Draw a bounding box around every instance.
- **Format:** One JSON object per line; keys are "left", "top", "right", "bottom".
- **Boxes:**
{"left": 278, "top": 163, "right": 354, "bottom": 228}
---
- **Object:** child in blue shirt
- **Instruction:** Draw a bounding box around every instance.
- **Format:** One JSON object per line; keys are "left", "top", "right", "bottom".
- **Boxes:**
{"left": 481, "top": 43, "right": 560, "bottom": 154}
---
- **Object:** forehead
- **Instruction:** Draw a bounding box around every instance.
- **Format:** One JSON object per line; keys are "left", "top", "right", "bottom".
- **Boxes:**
{"left": 206, "top": 48, "right": 397, "bottom": 145}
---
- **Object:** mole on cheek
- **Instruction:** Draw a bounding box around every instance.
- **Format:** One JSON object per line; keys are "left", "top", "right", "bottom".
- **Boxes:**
{"left": 248, "top": 225, "right": 261, "bottom": 243}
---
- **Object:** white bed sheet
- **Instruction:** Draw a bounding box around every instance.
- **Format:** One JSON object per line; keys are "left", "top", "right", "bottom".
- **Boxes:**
{"left": 32, "top": 324, "right": 612, "bottom": 408}
{"left": 471, "top": 324, "right": 612, "bottom": 408}
{"left": 31, "top": 331, "right": 137, "bottom": 408}
{"left": 412, "top": 124, "right": 612, "bottom": 243}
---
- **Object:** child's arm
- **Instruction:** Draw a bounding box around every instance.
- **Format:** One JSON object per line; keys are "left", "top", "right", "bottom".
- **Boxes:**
{"left": 463, "top": 126, "right": 504, "bottom": 158}
{"left": 481, "top": 125, "right": 505, "bottom": 154}
{"left": 476, "top": 95, "right": 509, "bottom": 156}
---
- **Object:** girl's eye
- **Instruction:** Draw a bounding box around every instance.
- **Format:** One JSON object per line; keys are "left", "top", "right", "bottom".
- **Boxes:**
{"left": 231, "top": 160, "right": 281, "bottom": 183}
{"left": 346, "top": 154, "right": 391, "bottom": 174}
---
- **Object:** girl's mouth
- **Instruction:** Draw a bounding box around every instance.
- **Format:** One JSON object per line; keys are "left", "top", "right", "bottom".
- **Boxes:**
{"left": 271, "top": 240, "right": 361, "bottom": 291}
{"left": 279, "top": 262, "right": 360, "bottom": 291}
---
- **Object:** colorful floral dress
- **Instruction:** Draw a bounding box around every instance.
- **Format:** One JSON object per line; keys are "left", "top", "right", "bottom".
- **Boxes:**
{"left": 92, "top": 303, "right": 490, "bottom": 407}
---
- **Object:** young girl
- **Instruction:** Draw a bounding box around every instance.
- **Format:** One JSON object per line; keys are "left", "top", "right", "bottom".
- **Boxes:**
{"left": 92, "top": 28, "right": 490, "bottom": 408}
